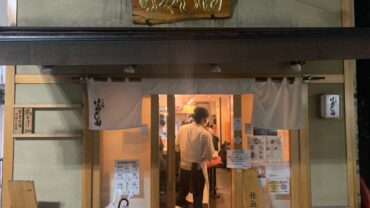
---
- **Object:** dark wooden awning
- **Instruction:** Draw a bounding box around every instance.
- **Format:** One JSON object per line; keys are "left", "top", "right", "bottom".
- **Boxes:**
{"left": 0, "top": 27, "right": 370, "bottom": 65}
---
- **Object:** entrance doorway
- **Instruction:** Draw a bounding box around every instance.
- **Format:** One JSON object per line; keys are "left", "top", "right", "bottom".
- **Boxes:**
{"left": 93, "top": 93, "right": 296, "bottom": 208}
{"left": 159, "top": 94, "right": 233, "bottom": 208}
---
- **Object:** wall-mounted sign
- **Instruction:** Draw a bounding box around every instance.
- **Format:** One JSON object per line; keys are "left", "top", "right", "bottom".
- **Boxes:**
{"left": 234, "top": 136, "right": 242, "bottom": 145}
{"left": 320, "top": 94, "right": 341, "bottom": 119}
{"left": 226, "top": 150, "right": 251, "bottom": 169}
{"left": 268, "top": 179, "right": 290, "bottom": 195}
{"left": 234, "top": 118, "right": 242, "bottom": 131}
{"left": 23, "top": 108, "right": 33, "bottom": 134}
{"left": 266, "top": 163, "right": 290, "bottom": 179}
{"left": 248, "top": 136, "right": 283, "bottom": 163}
{"left": 133, "top": 0, "right": 231, "bottom": 25}
{"left": 14, "top": 108, "right": 23, "bottom": 134}
{"left": 114, "top": 160, "right": 140, "bottom": 196}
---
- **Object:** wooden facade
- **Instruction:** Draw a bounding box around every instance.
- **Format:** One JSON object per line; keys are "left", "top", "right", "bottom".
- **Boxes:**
{"left": 0, "top": 0, "right": 361, "bottom": 207}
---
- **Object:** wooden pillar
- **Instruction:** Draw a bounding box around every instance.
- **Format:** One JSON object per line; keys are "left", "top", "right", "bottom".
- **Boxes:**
{"left": 92, "top": 131, "right": 101, "bottom": 208}
{"left": 2, "top": 66, "right": 15, "bottom": 208}
{"left": 342, "top": 0, "right": 359, "bottom": 206}
{"left": 299, "top": 83, "right": 312, "bottom": 208}
{"left": 7, "top": 0, "right": 17, "bottom": 26}
{"left": 82, "top": 86, "right": 93, "bottom": 208}
{"left": 344, "top": 60, "right": 358, "bottom": 208}
{"left": 167, "top": 95, "right": 176, "bottom": 208}
{"left": 150, "top": 95, "right": 160, "bottom": 208}
{"left": 290, "top": 130, "right": 301, "bottom": 208}
{"left": 232, "top": 95, "right": 243, "bottom": 208}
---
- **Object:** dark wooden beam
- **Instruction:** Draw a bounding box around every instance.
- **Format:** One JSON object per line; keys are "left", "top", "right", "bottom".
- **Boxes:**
{"left": 1, "top": 27, "right": 370, "bottom": 65}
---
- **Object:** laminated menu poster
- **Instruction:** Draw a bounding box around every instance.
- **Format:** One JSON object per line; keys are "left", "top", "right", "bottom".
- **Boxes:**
{"left": 248, "top": 136, "right": 266, "bottom": 162}
{"left": 266, "top": 163, "right": 290, "bottom": 179}
{"left": 248, "top": 136, "right": 283, "bottom": 163}
{"left": 114, "top": 160, "right": 140, "bottom": 196}
{"left": 265, "top": 136, "right": 282, "bottom": 161}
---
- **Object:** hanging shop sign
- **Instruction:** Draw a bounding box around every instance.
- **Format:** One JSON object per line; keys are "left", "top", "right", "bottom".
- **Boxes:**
{"left": 132, "top": 0, "right": 231, "bottom": 24}
{"left": 320, "top": 94, "right": 341, "bottom": 119}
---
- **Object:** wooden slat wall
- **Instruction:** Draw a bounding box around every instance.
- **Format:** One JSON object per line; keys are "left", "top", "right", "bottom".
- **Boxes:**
{"left": 2, "top": 66, "right": 15, "bottom": 208}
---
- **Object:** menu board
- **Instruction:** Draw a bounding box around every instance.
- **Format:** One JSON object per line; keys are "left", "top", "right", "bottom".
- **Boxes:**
{"left": 248, "top": 136, "right": 266, "bottom": 161}
{"left": 248, "top": 136, "right": 282, "bottom": 163}
{"left": 265, "top": 136, "right": 282, "bottom": 161}
{"left": 114, "top": 160, "right": 140, "bottom": 196}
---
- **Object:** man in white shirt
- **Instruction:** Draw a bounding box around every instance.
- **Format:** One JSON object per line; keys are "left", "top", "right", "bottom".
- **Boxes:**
{"left": 175, "top": 107, "right": 218, "bottom": 208}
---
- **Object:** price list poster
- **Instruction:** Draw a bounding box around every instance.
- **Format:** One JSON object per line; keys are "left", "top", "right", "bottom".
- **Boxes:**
{"left": 114, "top": 160, "right": 140, "bottom": 197}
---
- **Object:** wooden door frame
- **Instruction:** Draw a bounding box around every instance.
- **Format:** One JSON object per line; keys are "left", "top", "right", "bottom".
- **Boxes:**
{"left": 86, "top": 73, "right": 358, "bottom": 208}
{"left": 90, "top": 95, "right": 161, "bottom": 208}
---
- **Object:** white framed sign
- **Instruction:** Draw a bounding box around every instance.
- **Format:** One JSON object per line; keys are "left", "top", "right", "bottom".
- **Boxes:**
{"left": 226, "top": 150, "right": 251, "bottom": 169}
{"left": 320, "top": 94, "right": 341, "bottom": 119}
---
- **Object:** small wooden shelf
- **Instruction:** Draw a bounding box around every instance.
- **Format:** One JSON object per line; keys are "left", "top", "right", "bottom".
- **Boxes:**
{"left": 13, "top": 133, "right": 82, "bottom": 139}
{"left": 13, "top": 104, "right": 82, "bottom": 109}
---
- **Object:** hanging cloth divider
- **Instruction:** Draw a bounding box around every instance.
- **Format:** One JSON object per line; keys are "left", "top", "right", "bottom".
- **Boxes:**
{"left": 252, "top": 78, "right": 303, "bottom": 130}
{"left": 87, "top": 78, "right": 302, "bottom": 130}
{"left": 87, "top": 79, "right": 143, "bottom": 130}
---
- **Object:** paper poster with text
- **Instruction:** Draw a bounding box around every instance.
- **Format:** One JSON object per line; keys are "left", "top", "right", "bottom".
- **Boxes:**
{"left": 268, "top": 179, "right": 290, "bottom": 195}
{"left": 114, "top": 160, "right": 140, "bottom": 196}
{"left": 227, "top": 150, "right": 251, "bottom": 169}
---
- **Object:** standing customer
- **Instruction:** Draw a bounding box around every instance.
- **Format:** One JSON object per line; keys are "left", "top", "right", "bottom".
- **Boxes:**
{"left": 175, "top": 107, "right": 218, "bottom": 208}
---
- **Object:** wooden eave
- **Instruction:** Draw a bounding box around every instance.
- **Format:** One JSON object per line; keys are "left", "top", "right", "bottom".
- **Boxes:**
{"left": 0, "top": 27, "right": 369, "bottom": 65}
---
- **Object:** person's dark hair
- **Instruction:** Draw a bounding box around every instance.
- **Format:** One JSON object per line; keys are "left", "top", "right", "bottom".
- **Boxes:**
{"left": 160, "top": 119, "right": 166, "bottom": 127}
{"left": 193, "top": 107, "right": 209, "bottom": 124}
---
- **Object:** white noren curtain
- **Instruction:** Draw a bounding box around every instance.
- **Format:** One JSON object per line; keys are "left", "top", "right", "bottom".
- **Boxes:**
{"left": 87, "top": 78, "right": 302, "bottom": 130}
{"left": 87, "top": 79, "right": 143, "bottom": 130}
{"left": 252, "top": 78, "right": 302, "bottom": 130}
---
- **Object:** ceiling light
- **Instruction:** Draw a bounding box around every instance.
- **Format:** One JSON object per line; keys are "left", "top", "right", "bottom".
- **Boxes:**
{"left": 123, "top": 65, "right": 136, "bottom": 74}
{"left": 40, "top": 65, "right": 53, "bottom": 74}
{"left": 210, "top": 64, "right": 222, "bottom": 73}
{"left": 290, "top": 61, "right": 305, "bottom": 72}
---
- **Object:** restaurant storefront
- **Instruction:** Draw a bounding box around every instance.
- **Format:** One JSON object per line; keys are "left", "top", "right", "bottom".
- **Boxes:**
{"left": 0, "top": 0, "right": 362, "bottom": 207}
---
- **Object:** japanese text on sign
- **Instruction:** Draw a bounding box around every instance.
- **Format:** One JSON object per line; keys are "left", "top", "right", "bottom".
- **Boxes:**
{"left": 114, "top": 160, "right": 140, "bottom": 196}
{"left": 227, "top": 150, "right": 251, "bottom": 169}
